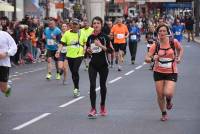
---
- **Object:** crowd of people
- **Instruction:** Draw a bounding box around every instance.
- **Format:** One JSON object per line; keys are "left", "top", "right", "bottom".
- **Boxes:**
{"left": 1, "top": 13, "right": 192, "bottom": 121}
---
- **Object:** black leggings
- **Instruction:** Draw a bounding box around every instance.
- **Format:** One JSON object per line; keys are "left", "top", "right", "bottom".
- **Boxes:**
{"left": 67, "top": 57, "right": 83, "bottom": 89}
{"left": 129, "top": 40, "right": 137, "bottom": 61}
{"left": 88, "top": 64, "right": 109, "bottom": 109}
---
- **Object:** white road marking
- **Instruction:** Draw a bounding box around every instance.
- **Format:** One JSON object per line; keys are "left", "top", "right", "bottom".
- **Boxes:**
{"left": 13, "top": 113, "right": 51, "bottom": 130}
{"left": 59, "top": 96, "right": 85, "bottom": 108}
{"left": 88, "top": 86, "right": 100, "bottom": 94}
{"left": 108, "top": 77, "right": 122, "bottom": 84}
{"left": 124, "top": 70, "right": 135, "bottom": 76}
{"left": 135, "top": 65, "right": 143, "bottom": 70}
{"left": 10, "top": 67, "right": 46, "bottom": 78}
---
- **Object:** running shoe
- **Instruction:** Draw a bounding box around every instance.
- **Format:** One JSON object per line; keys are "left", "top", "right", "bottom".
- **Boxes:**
{"left": 131, "top": 60, "right": 135, "bottom": 64}
{"left": 73, "top": 88, "right": 80, "bottom": 98}
{"left": 88, "top": 108, "right": 97, "bottom": 119}
{"left": 118, "top": 65, "right": 122, "bottom": 71}
{"left": 4, "top": 85, "right": 11, "bottom": 97}
{"left": 56, "top": 73, "right": 61, "bottom": 80}
{"left": 100, "top": 105, "right": 107, "bottom": 116}
{"left": 160, "top": 111, "right": 168, "bottom": 121}
{"left": 46, "top": 73, "right": 52, "bottom": 80}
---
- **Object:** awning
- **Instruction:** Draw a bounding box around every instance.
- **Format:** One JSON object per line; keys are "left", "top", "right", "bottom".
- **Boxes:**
{"left": 0, "top": 0, "right": 21, "bottom": 12}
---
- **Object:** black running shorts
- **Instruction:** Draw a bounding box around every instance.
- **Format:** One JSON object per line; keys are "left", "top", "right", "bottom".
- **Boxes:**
{"left": 113, "top": 43, "right": 126, "bottom": 52}
{"left": 0, "top": 66, "right": 9, "bottom": 82}
{"left": 46, "top": 50, "right": 58, "bottom": 61}
{"left": 153, "top": 71, "right": 177, "bottom": 82}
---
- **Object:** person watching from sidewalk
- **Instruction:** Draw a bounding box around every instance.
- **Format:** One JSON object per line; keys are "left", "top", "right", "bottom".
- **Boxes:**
{"left": 0, "top": 30, "right": 17, "bottom": 97}
{"left": 86, "top": 16, "right": 113, "bottom": 118}
{"left": 110, "top": 17, "right": 129, "bottom": 71}
{"left": 43, "top": 18, "right": 62, "bottom": 80}
{"left": 58, "top": 18, "right": 87, "bottom": 97}
{"left": 145, "top": 24, "right": 184, "bottom": 121}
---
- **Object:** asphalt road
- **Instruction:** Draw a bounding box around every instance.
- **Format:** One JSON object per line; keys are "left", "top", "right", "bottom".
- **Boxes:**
{"left": 0, "top": 38, "right": 200, "bottom": 134}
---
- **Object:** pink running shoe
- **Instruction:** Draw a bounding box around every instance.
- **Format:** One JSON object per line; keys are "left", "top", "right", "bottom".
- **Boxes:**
{"left": 100, "top": 105, "right": 107, "bottom": 116}
{"left": 88, "top": 108, "right": 97, "bottom": 119}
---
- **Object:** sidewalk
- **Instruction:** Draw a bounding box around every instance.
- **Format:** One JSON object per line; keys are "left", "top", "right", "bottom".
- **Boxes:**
{"left": 184, "top": 34, "right": 200, "bottom": 44}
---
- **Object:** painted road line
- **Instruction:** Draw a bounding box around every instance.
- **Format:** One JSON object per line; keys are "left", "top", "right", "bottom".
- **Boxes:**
{"left": 59, "top": 96, "right": 85, "bottom": 108}
{"left": 10, "top": 67, "right": 46, "bottom": 78}
{"left": 143, "top": 62, "right": 147, "bottom": 65}
{"left": 135, "top": 65, "right": 143, "bottom": 70}
{"left": 88, "top": 86, "right": 101, "bottom": 94}
{"left": 95, "top": 86, "right": 100, "bottom": 91}
{"left": 13, "top": 113, "right": 51, "bottom": 131}
{"left": 124, "top": 70, "right": 135, "bottom": 76}
{"left": 108, "top": 77, "right": 122, "bottom": 84}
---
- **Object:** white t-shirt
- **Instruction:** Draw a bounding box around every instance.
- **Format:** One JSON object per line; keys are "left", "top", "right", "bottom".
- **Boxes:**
{"left": 0, "top": 31, "right": 17, "bottom": 67}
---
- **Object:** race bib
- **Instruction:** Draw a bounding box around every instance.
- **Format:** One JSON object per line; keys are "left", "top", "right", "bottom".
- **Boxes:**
{"left": 158, "top": 58, "right": 173, "bottom": 68}
{"left": 90, "top": 43, "right": 102, "bottom": 53}
{"left": 70, "top": 41, "right": 80, "bottom": 48}
{"left": 61, "top": 46, "right": 67, "bottom": 53}
{"left": 47, "top": 39, "right": 55, "bottom": 46}
{"left": 130, "top": 35, "right": 137, "bottom": 40}
{"left": 175, "top": 31, "right": 181, "bottom": 35}
{"left": 116, "top": 34, "right": 124, "bottom": 39}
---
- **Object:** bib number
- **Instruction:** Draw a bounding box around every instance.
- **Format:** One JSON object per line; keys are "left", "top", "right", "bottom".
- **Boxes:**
{"left": 70, "top": 41, "right": 80, "bottom": 48}
{"left": 116, "top": 34, "right": 124, "bottom": 39}
{"left": 47, "top": 39, "right": 55, "bottom": 46}
{"left": 130, "top": 35, "right": 137, "bottom": 40}
{"left": 158, "top": 58, "right": 173, "bottom": 68}
{"left": 90, "top": 43, "right": 102, "bottom": 53}
{"left": 175, "top": 31, "right": 181, "bottom": 35}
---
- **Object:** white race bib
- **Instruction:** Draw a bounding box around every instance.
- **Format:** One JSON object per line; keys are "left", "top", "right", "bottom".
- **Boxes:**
{"left": 90, "top": 43, "right": 102, "bottom": 53}
{"left": 70, "top": 41, "right": 80, "bottom": 48}
{"left": 158, "top": 58, "right": 173, "bottom": 68}
{"left": 61, "top": 46, "right": 67, "bottom": 53}
{"left": 175, "top": 31, "right": 181, "bottom": 35}
{"left": 130, "top": 35, "right": 137, "bottom": 40}
{"left": 47, "top": 39, "right": 55, "bottom": 46}
{"left": 116, "top": 34, "right": 124, "bottom": 39}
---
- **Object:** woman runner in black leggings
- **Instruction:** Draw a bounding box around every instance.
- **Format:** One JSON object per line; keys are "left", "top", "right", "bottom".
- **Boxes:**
{"left": 86, "top": 16, "right": 113, "bottom": 118}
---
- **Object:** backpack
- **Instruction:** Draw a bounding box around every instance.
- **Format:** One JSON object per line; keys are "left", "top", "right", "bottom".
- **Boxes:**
{"left": 152, "top": 38, "right": 176, "bottom": 72}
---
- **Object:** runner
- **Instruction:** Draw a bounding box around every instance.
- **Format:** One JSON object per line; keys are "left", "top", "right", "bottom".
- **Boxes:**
{"left": 110, "top": 17, "right": 129, "bottom": 71}
{"left": 59, "top": 18, "right": 87, "bottom": 97}
{"left": 145, "top": 24, "right": 184, "bottom": 121}
{"left": 0, "top": 31, "right": 17, "bottom": 97}
{"left": 128, "top": 19, "right": 140, "bottom": 64}
{"left": 172, "top": 19, "right": 185, "bottom": 43}
{"left": 43, "top": 18, "right": 62, "bottom": 80}
{"left": 81, "top": 18, "right": 94, "bottom": 71}
{"left": 55, "top": 23, "right": 69, "bottom": 85}
{"left": 86, "top": 16, "right": 113, "bottom": 118}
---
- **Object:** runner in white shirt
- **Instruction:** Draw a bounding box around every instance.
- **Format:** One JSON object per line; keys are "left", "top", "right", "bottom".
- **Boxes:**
{"left": 0, "top": 31, "right": 17, "bottom": 97}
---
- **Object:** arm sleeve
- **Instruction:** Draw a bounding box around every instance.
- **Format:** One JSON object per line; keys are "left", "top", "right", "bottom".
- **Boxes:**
{"left": 7, "top": 33, "right": 17, "bottom": 56}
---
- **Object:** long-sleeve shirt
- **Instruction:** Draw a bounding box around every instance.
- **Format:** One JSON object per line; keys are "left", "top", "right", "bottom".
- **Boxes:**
{"left": 0, "top": 31, "right": 17, "bottom": 67}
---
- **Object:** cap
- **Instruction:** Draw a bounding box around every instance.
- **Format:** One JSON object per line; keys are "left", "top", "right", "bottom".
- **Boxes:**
{"left": 71, "top": 18, "right": 80, "bottom": 24}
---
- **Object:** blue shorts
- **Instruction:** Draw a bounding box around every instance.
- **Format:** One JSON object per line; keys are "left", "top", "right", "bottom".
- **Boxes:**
{"left": 58, "top": 53, "right": 67, "bottom": 61}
